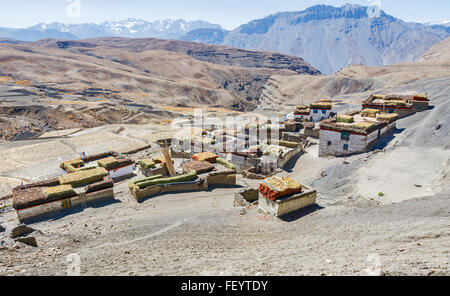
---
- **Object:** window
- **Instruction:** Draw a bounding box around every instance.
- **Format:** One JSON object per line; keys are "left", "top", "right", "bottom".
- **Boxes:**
{"left": 322, "top": 109, "right": 327, "bottom": 114}
{"left": 327, "top": 141, "right": 332, "bottom": 146}
{"left": 313, "top": 109, "right": 318, "bottom": 114}
{"left": 389, "top": 109, "right": 394, "bottom": 114}
{"left": 341, "top": 132, "right": 350, "bottom": 141}
{"left": 343, "top": 144, "right": 349, "bottom": 150}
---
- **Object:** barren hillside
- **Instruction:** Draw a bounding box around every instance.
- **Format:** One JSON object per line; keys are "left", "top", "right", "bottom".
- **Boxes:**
{"left": 0, "top": 38, "right": 319, "bottom": 140}
{"left": 258, "top": 37, "right": 450, "bottom": 113}
{"left": 420, "top": 37, "right": 450, "bottom": 63}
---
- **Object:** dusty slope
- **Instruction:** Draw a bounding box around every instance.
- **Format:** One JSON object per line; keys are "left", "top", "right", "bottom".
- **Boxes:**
{"left": 0, "top": 38, "right": 318, "bottom": 140}
{"left": 0, "top": 172, "right": 448, "bottom": 276}
{"left": 31, "top": 37, "right": 320, "bottom": 75}
{"left": 420, "top": 37, "right": 450, "bottom": 63}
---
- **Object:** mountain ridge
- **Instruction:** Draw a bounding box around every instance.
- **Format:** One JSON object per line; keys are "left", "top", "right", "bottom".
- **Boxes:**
{"left": 1, "top": 4, "right": 449, "bottom": 74}
{"left": 23, "top": 18, "right": 222, "bottom": 41}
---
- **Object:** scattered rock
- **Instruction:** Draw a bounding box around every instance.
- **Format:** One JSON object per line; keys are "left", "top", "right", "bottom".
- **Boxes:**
{"left": 15, "top": 236, "right": 37, "bottom": 247}
{"left": 0, "top": 224, "right": 5, "bottom": 233}
{"left": 10, "top": 224, "right": 35, "bottom": 238}
{"left": 414, "top": 184, "right": 423, "bottom": 188}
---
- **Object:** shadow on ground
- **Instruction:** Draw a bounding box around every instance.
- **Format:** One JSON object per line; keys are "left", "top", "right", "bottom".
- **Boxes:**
{"left": 279, "top": 204, "right": 324, "bottom": 222}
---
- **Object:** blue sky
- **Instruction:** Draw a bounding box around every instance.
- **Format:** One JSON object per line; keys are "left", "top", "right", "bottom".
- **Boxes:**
{"left": 1, "top": 0, "right": 449, "bottom": 29}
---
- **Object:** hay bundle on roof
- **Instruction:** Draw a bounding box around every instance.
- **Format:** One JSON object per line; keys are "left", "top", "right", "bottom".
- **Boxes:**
{"left": 139, "top": 159, "right": 156, "bottom": 169}
{"left": 58, "top": 167, "right": 109, "bottom": 187}
{"left": 216, "top": 158, "right": 236, "bottom": 171}
{"left": 413, "top": 93, "right": 429, "bottom": 101}
{"left": 336, "top": 115, "right": 354, "bottom": 123}
{"left": 352, "top": 121, "right": 376, "bottom": 130}
{"left": 279, "top": 140, "right": 299, "bottom": 149}
{"left": 13, "top": 185, "right": 76, "bottom": 210}
{"left": 128, "top": 174, "right": 164, "bottom": 190}
{"left": 371, "top": 94, "right": 386, "bottom": 100}
{"left": 192, "top": 152, "right": 219, "bottom": 163}
{"left": 384, "top": 94, "right": 411, "bottom": 101}
{"left": 97, "top": 156, "right": 119, "bottom": 170}
{"left": 61, "top": 158, "right": 85, "bottom": 172}
{"left": 382, "top": 100, "right": 406, "bottom": 106}
{"left": 377, "top": 113, "right": 399, "bottom": 123}
{"left": 268, "top": 140, "right": 299, "bottom": 149}
{"left": 12, "top": 187, "right": 50, "bottom": 210}
{"left": 296, "top": 105, "right": 308, "bottom": 110}
{"left": 45, "top": 185, "right": 76, "bottom": 199}
{"left": 310, "top": 102, "right": 332, "bottom": 109}
{"left": 136, "top": 170, "right": 197, "bottom": 190}
{"left": 182, "top": 160, "right": 214, "bottom": 174}
{"left": 361, "top": 109, "right": 381, "bottom": 118}
{"left": 259, "top": 176, "right": 303, "bottom": 201}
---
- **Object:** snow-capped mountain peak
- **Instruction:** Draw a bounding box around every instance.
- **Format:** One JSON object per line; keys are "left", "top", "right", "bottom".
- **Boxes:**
{"left": 27, "top": 18, "right": 222, "bottom": 40}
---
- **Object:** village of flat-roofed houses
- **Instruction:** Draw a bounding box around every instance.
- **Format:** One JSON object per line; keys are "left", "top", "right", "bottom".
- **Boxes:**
{"left": 2, "top": 93, "right": 430, "bottom": 223}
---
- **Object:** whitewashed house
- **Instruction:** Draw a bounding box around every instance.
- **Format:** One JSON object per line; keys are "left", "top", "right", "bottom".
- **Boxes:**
{"left": 319, "top": 112, "right": 398, "bottom": 157}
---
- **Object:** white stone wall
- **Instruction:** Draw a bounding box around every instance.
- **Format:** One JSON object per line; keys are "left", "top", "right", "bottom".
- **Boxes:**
{"left": 319, "top": 121, "right": 397, "bottom": 157}
{"left": 319, "top": 129, "right": 367, "bottom": 156}
{"left": 109, "top": 164, "right": 135, "bottom": 179}
{"left": 366, "top": 129, "right": 379, "bottom": 148}
{"left": 311, "top": 109, "right": 331, "bottom": 122}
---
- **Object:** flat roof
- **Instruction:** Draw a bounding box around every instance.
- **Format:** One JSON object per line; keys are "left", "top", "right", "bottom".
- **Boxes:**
{"left": 320, "top": 113, "right": 388, "bottom": 135}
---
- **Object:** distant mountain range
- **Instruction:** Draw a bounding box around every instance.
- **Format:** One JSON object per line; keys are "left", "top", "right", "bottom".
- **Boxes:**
{"left": 1, "top": 4, "right": 450, "bottom": 74}
{"left": 0, "top": 19, "right": 222, "bottom": 41}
